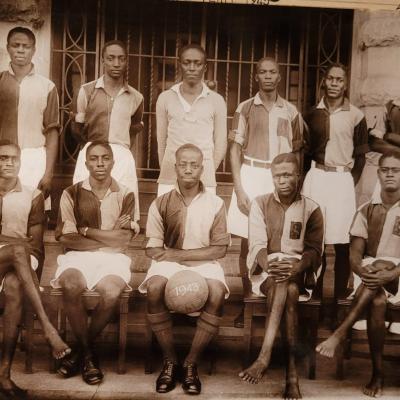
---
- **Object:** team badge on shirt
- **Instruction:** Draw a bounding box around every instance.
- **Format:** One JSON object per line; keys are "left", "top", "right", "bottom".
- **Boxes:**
{"left": 392, "top": 216, "right": 400, "bottom": 237}
{"left": 290, "top": 222, "right": 302, "bottom": 240}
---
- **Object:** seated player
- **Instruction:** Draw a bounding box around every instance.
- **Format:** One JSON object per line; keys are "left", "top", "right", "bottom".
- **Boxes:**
{"left": 0, "top": 140, "right": 70, "bottom": 398}
{"left": 316, "top": 152, "right": 400, "bottom": 398}
{"left": 52, "top": 141, "right": 136, "bottom": 385}
{"left": 239, "top": 153, "right": 324, "bottom": 400}
{"left": 139, "top": 143, "right": 230, "bottom": 395}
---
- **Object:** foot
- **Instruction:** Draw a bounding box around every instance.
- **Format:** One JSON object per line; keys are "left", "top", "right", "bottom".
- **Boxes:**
{"left": 238, "top": 359, "right": 267, "bottom": 384}
{"left": 44, "top": 325, "right": 71, "bottom": 359}
{"left": 57, "top": 349, "right": 81, "bottom": 378}
{"left": 81, "top": 354, "right": 103, "bottom": 385}
{"left": 156, "top": 359, "right": 180, "bottom": 393}
{"left": 284, "top": 378, "right": 302, "bottom": 400}
{"left": 315, "top": 335, "right": 342, "bottom": 358}
{"left": 363, "top": 374, "right": 384, "bottom": 398}
{"left": 182, "top": 363, "right": 201, "bottom": 395}
{"left": 0, "top": 376, "right": 28, "bottom": 399}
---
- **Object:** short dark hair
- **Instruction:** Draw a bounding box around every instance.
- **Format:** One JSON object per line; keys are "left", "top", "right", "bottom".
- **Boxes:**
{"left": 271, "top": 152, "right": 299, "bottom": 173}
{"left": 101, "top": 40, "right": 127, "bottom": 58}
{"left": 85, "top": 140, "right": 113, "bottom": 159}
{"left": 256, "top": 57, "right": 280, "bottom": 73}
{"left": 378, "top": 152, "right": 400, "bottom": 167}
{"left": 0, "top": 140, "right": 21, "bottom": 156}
{"left": 7, "top": 27, "right": 36, "bottom": 46}
{"left": 324, "top": 62, "right": 348, "bottom": 81}
{"left": 178, "top": 43, "right": 207, "bottom": 64}
{"left": 175, "top": 143, "right": 204, "bottom": 163}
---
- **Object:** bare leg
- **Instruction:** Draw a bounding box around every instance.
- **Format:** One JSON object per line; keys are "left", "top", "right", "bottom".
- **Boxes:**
{"left": 316, "top": 284, "right": 378, "bottom": 358}
{"left": 234, "top": 239, "right": 248, "bottom": 328}
{"left": 239, "top": 278, "right": 288, "bottom": 384}
{"left": 283, "top": 282, "right": 302, "bottom": 400}
{"left": 0, "top": 244, "right": 70, "bottom": 359}
{"left": 184, "top": 280, "right": 225, "bottom": 365}
{"left": 58, "top": 269, "right": 89, "bottom": 352}
{"left": 88, "top": 275, "right": 125, "bottom": 349}
{"left": 363, "top": 290, "right": 386, "bottom": 398}
{"left": 0, "top": 273, "right": 28, "bottom": 398}
{"left": 147, "top": 276, "right": 177, "bottom": 363}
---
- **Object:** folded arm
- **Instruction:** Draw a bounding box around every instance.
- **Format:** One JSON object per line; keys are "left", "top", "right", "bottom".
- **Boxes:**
{"left": 146, "top": 245, "right": 227, "bottom": 263}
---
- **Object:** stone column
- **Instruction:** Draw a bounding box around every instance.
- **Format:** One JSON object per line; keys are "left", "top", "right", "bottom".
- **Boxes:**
{"left": 350, "top": 9, "right": 400, "bottom": 205}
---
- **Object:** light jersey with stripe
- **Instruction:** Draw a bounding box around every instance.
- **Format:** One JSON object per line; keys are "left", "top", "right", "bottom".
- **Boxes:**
{"left": 229, "top": 93, "right": 304, "bottom": 162}
{"left": 146, "top": 183, "right": 231, "bottom": 266}
{"left": 156, "top": 82, "right": 227, "bottom": 187}
{"left": 304, "top": 97, "right": 369, "bottom": 169}
{"left": 350, "top": 191, "right": 400, "bottom": 258}
{"left": 75, "top": 75, "right": 144, "bottom": 148}
{"left": 0, "top": 180, "right": 45, "bottom": 262}
{"left": 55, "top": 178, "right": 135, "bottom": 253}
{"left": 247, "top": 192, "right": 324, "bottom": 275}
{"left": 0, "top": 64, "right": 59, "bottom": 148}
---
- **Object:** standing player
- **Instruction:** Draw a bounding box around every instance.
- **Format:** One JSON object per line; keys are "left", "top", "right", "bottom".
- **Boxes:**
{"left": 71, "top": 40, "right": 142, "bottom": 231}
{"left": 140, "top": 144, "right": 230, "bottom": 395}
{"left": 239, "top": 153, "right": 323, "bottom": 400}
{"left": 227, "top": 57, "right": 304, "bottom": 326}
{"left": 156, "top": 44, "right": 227, "bottom": 196}
{"left": 0, "top": 27, "right": 59, "bottom": 207}
{"left": 303, "top": 63, "right": 369, "bottom": 301}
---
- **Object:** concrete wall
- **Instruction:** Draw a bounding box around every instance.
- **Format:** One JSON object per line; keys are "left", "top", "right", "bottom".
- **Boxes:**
{"left": 0, "top": 0, "right": 52, "bottom": 77}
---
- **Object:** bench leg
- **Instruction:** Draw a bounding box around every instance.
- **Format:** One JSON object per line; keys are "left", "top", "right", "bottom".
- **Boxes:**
{"left": 335, "top": 342, "right": 345, "bottom": 380}
{"left": 243, "top": 304, "right": 253, "bottom": 368}
{"left": 24, "top": 306, "right": 34, "bottom": 374}
{"left": 307, "top": 308, "right": 319, "bottom": 380}
{"left": 117, "top": 297, "right": 128, "bottom": 374}
{"left": 144, "top": 319, "right": 153, "bottom": 374}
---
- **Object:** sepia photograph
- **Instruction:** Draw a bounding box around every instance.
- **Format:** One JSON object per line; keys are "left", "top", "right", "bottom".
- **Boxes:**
{"left": 0, "top": 0, "right": 399, "bottom": 398}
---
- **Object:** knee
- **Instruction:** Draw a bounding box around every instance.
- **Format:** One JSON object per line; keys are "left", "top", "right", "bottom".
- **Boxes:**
{"left": 287, "top": 282, "right": 299, "bottom": 302}
{"left": 10, "top": 243, "right": 28, "bottom": 260}
{"left": 371, "top": 292, "right": 387, "bottom": 310}
{"left": 101, "top": 284, "right": 123, "bottom": 305}
{"left": 147, "top": 276, "right": 168, "bottom": 306}
{"left": 59, "top": 272, "right": 86, "bottom": 298}
{"left": 205, "top": 280, "right": 226, "bottom": 311}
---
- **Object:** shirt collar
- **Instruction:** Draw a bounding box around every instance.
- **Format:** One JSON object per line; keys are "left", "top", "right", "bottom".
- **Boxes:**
{"left": 81, "top": 177, "right": 120, "bottom": 193}
{"left": 253, "top": 92, "right": 285, "bottom": 108}
{"left": 174, "top": 180, "right": 206, "bottom": 198}
{"left": 370, "top": 191, "right": 400, "bottom": 210}
{"left": 392, "top": 98, "right": 400, "bottom": 107}
{"left": 317, "top": 96, "right": 350, "bottom": 112}
{"left": 95, "top": 75, "right": 130, "bottom": 93}
{"left": 2, "top": 179, "right": 23, "bottom": 196}
{"left": 272, "top": 190, "right": 302, "bottom": 204}
{"left": 8, "top": 63, "right": 35, "bottom": 77}
{"left": 171, "top": 81, "right": 211, "bottom": 99}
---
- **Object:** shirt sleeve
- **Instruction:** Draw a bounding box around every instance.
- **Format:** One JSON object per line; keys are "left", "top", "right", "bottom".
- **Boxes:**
{"left": 145, "top": 201, "right": 165, "bottom": 248}
{"left": 302, "top": 206, "right": 324, "bottom": 273}
{"left": 55, "top": 190, "right": 78, "bottom": 240}
{"left": 229, "top": 102, "right": 247, "bottom": 147}
{"left": 209, "top": 201, "right": 230, "bottom": 246}
{"left": 156, "top": 93, "right": 168, "bottom": 166}
{"left": 247, "top": 199, "right": 268, "bottom": 276}
{"left": 131, "top": 97, "right": 144, "bottom": 127}
{"left": 349, "top": 208, "right": 368, "bottom": 240}
{"left": 43, "top": 85, "right": 60, "bottom": 134}
{"left": 213, "top": 95, "right": 228, "bottom": 169}
{"left": 75, "top": 86, "right": 87, "bottom": 123}
{"left": 291, "top": 111, "right": 305, "bottom": 152}
{"left": 353, "top": 116, "right": 369, "bottom": 156}
{"left": 28, "top": 190, "right": 46, "bottom": 228}
{"left": 120, "top": 190, "right": 136, "bottom": 222}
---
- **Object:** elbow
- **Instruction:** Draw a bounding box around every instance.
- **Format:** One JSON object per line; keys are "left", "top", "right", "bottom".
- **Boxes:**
{"left": 215, "top": 245, "right": 227, "bottom": 259}
{"left": 118, "top": 230, "right": 133, "bottom": 247}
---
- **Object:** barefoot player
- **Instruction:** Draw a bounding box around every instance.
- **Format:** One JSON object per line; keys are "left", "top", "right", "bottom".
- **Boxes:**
{"left": 239, "top": 153, "right": 323, "bottom": 400}
{"left": 139, "top": 144, "right": 230, "bottom": 395}
{"left": 0, "top": 140, "right": 70, "bottom": 398}
{"left": 316, "top": 152, "right": 400, "bottom": 398}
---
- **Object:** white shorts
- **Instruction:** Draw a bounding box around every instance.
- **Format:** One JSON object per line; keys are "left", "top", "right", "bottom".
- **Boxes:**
{"left": 0, "top": 243, "right": 38, "bottom": 292}
{"left": 51, "top": 251, "right": 132, "bottom": 291}
{"left": 138, "top": 260, "right": 230, "bottom": 299}
{"left": 302, "top": 165, "right": 355, "bottom": 244}
{"left": 350, "top": 257, "right": 400, "bottom": 305}
{"left": 227, "top": 163, "right": 274, "bottom": 238}
{"left": 157, "top": 184, "right": 216, "bottom": 197}
{"left": 249, "top": 253, "right": 319, "bottom": 302}
{"left": 355, "top": 164, "right": 379, "bottom": 207}
{"left": 73, "top": 142, "right": 140, "bottom": 221}
{"left": 19, "top": 147, "right": 51, "bottom": 210}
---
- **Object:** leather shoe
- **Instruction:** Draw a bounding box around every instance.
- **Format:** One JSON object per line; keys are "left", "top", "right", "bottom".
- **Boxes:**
{"left": 182, "top": 363, "right": 201, "bottom": 395}
{"left": 57, "top": 349, "right": 81, "bottom": 378}
{"left": 81, "top": 354, "right": 104, "bottom": 385}
{"left": 156, "top": 359, "right": 180, "bottom": 393}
